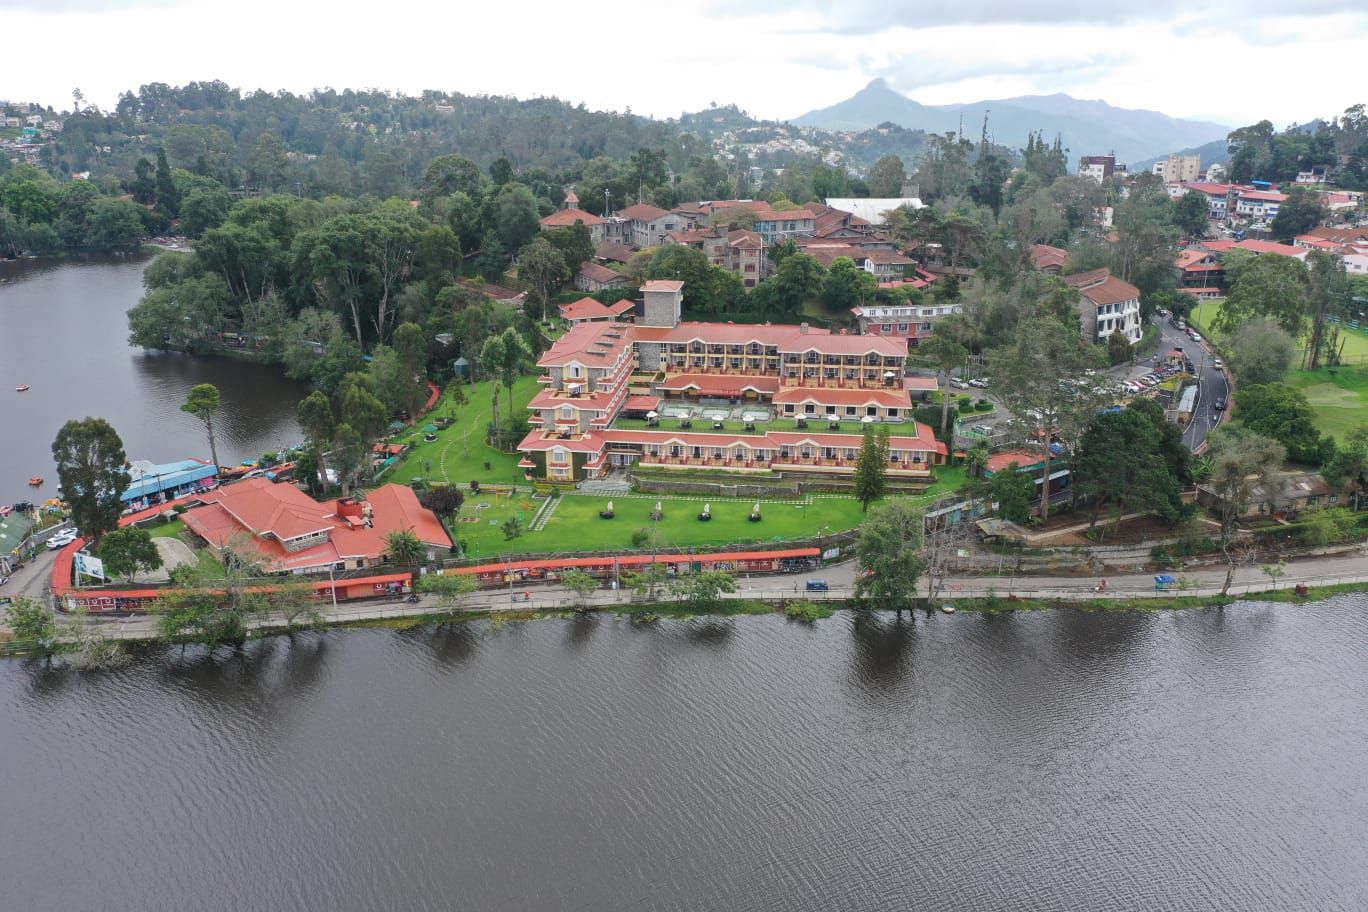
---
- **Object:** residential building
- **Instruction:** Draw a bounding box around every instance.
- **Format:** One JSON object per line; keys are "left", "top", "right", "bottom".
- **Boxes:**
{"left": 851, "top": 302, "right": 962, "bottom": 345}
{"left": 540, "top": 195, "right": 606, "bottom": 243}
{"left": 617, "top": 203, "right": 686, "bottom": 248}
{"left": 665, "top": 227, "right": 768, "bottom": 287}
{"left": 1078, "top": 155, "right": 1116, "bottom": 183}
{"left": 1176, "top": 248, "right": 1225, "bottom": 298}
{"left": 455, "top": 278, "right": 528, "bottom": 308}
{"left": 1031, "top": 244, "right": 1069, "bottom": 274}
{"left": 575, "top": 261, "right": 627, "bottom": 293}
{"left": 1064, "top": 267, "right": 1142, "bottom": 344}
{"left": 181, "top": 478, "right": 451, "bottom": 573}
{"left": 1152, "top": 153, "right": 1201, "bottom": 183}
{"left": 821, "top": 197, "right": 923, "bottom": 226}
{"left": 594, "top": 241, "right": 635, "bottom": 265}
{"left": 559, "top": 296, "right": 635, "bottom": 325}
{"left": 1233, "top": 188, "right": 1286, "bottom": 221}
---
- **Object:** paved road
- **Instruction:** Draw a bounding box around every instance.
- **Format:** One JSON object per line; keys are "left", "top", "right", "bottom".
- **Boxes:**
{"left": 1155, "top": 317, "right": 1229, "bottom": 452}
{"left": 1, "top": 548, "right": 56, "bottom": 603}
{"left": 60, "top": 548, "right": 1368, "bottom": 642}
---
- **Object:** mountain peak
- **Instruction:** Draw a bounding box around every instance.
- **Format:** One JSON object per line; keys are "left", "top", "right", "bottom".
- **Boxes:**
{"left": 862, "top": 77, "right": 890, "bottom": 92}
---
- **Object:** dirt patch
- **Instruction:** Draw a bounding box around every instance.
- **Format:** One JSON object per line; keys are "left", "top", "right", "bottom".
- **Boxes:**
{"left": 142, "top": 537, "right": 197, "bottom": 583}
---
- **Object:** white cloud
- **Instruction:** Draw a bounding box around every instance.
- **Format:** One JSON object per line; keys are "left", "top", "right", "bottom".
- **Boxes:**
{"left": 2, "top": 0, "right": 1364, "bottom": 129}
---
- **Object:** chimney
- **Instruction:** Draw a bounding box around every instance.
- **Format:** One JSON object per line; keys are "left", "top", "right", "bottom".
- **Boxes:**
{"left": 799, "top": 322, "right": 810, "bottom": 334}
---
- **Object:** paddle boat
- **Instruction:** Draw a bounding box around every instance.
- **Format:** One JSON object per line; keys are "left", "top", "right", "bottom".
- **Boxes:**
{"left": 28, "top": 476, "right": 43, "bottom": 486}
{"left": 15, "top": 384, "right": 29, "bottom": 392}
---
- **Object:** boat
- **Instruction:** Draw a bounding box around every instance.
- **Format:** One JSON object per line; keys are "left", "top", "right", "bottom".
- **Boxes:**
{"left": 28, "top": 476, "right": 43, "bottom": 486}
{"left": 15, "top": 384, "right": 29, "bottom": 392}
{"left": 940, "top": 603, "right": 956, "bottom": 614}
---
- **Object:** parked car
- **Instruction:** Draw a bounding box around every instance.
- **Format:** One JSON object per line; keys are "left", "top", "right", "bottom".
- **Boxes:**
{"left": 950, "top": 378, "right": 971, "bottom": 389}
{"left": 969, "top": 378, "right": 989, "bottom": 388}
{"left": 1214, "top": 398, "right": 1226, "bottom": 412}
{"left": 806, "top": 579, "right": 830, "bottom": 592}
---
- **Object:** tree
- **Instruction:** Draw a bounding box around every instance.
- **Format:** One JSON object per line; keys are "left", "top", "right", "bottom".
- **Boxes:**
{"left": 1305, "top": 249, "right": 1351, "bottom": 370}
{"left": 920, "top": 333, "right": 967, "bottom": 435}
{"left": 416, "top": 572, "right": 478, "bottom": 616}
{"left": 339, "top": 376, "right": 388, "bottom": 444}
{"left": 623, "top": 563, "right": 670, "bottom": 603}
{"left": 1128, "top": 398, "right": 1193, "bottom": 487}
{"left": 5, "top": 598, "right": 56, "bottom": 655}
{"left": 180, "top": 383, "right": 222, "bottom": 470}
{"left": 543, "top": 222, "right": 594, "bottom": 280}
{"left": 154, "top": 147, "right": 180, "bottom": 216}
{"left": 989, "top": 463, "right": 1035, "bottom": 523}
{"left": 1106, "top": 331, "right": 1134, "bottom": 366}
{"left": 297, "top": 391, "right": 335, "bottom": 493}
{"left": 1216, "top": 253, "right": 1309, "bottom": 338}
{"left": 517, "top": 236, "right": 570, "bottom": 322}
{"left": 1225, "top": 318, "right": 1295, "bottom": 385}
{"left": 330, "top": 422, "right": 365, "bottom": 495}
{"left": 419, "top": 485, "right": 465, "bottom": 523}
{"left": 474, "top": 229, "right": 508, "bottom": 280}
{"left": 51, "top": 417, "right": 131, "bottom": 547}
{"left": 1235, "top": 383, "right": 1333, "bottom": 465}
{"left": 1173, "top": 190, "right": 1210, "bottom": 237}
{"left": 87, "top": 198, "right": 148, "bottom": 251}
{"left": 423, "top": 154, "right": 483, "bottom": 199}
{"left": 766, "top": 252, "right": 825, "bottom": 312}
{"left": 854, "top": 499, "right": 927, "bottom": 607}
{"left": 178, "top": 185, "right": 232, "bottom": 238}
{"left": 866, "top": 155, "right": 907, "bottom": 197}
{"left": 384, "top": 529, "right": 426, "bottom": 564}
{"left": 853, "top": 427, "right": 888, "bottom": 511}
{"left": 1072, "top": 409, "right": 1181, "bottom": 534}
{"left": 561, "top": 569, "right": 600, "bottom": 610}
{"left": 987, "top": 317, "right": 1103, "bottom": 518}
{"left": 821, "top": 256, "right": 877, "bottom": 310}
{"left": 488, "top": 326, "right": 529, "bottom": 446}
{"left": 1322, "top": 426, "right": 1368, "bottom": 508}
{"left": 493, "top": 183, "right": 541, "bottom": 252}
{"left": 98, "top": 527, "right": 163, "bottom": 582}
{"left": 1206, "top": 424, "right": 1285, "bottom": 594}
{"left": 1270, "top": 188, "right": 1325, "bottom": 241}
{"left": 668, "top": 570, "right": 737, "bottom": 611}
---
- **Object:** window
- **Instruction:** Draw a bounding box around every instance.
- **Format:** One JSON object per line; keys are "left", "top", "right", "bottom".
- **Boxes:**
{"left": 551, "top": 448, "right": 569, "bottom": 465}
{"left": 881, "top": 324, "right": 892, "bottom": 333}
{"left": 897, "top": 323, "right": 909, "bottom": 333}
{"left": 559, "top": 406, "right": 574, "bottom": 420}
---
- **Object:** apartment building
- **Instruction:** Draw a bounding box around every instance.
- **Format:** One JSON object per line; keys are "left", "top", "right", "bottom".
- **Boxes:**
{"left": 1065, "top": 268, "right": 1143, "bottom": 344}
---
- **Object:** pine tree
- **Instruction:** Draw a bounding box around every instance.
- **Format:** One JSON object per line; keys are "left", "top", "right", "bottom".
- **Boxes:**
{"left": 854, "top": 427, "right": 888, "bottom": 511}
{"left": 154, "top": 148, "right": 180, "bottom": 217}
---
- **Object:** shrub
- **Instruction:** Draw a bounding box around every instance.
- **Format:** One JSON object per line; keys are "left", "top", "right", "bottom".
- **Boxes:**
{"left": 785, "top": 600, "right": 834, "bottom": 622}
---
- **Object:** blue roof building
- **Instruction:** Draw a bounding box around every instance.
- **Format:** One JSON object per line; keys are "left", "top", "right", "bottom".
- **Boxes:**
{"left": 121, "top": 459, "right": 218, "bottom": 504}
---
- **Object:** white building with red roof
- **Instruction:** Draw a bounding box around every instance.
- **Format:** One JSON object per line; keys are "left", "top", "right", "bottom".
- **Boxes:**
{"left": 1065, "top": 267, "right": 1142, "bottom": 344}
{"left": 540, "top": 191, "right": 606, "bottom": 242}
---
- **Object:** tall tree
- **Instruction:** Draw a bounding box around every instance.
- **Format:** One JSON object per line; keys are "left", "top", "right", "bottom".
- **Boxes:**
{"left": 51, "top": 417, "right": 131, "bottom": 547}
{"left": 1234, "top": 383, "right": 1333, "bottom": 465}
{"left": 154, "top": 147, "right": 180, "bottom": 217}
{"left": 297, "top": 391, "right": 336, "bottom": 493}
{"left": 853, "top": 427, "right": 888, "bottom": 511}
{"left": 919, "top": 330, "right": 968, "bottom": 436}
{"left": 1205, "top": 425, "right": 1285, "bottom": 593}
{"left": 1305, "top": 249, "right": 1351, "bottom": 370}
{"left": 1216, "top": 252, "right": 1309, "bottom": 338}
{"left": 98, "top": 527, "right": 164, "bottom": 583}
{"left": 989, "top": 463, "right": 1034, "bottom": 523}
{"left": 1225, "top": 318, "right": 1295, "bottom": 385}
{"left": 866, "top": 155, "right": 908, "bottom": 197}
{"left": 821, "top": 257, "right": 878, "bottom": 310}
{"left": 1172, "top": 190, "right": 1210, "bottom": 238}
{"left": 517, "top": 236, "right": 571, "bottom": 322}
{"left": 180, "top": 383, "right": 222, "bottom": 471}
{"left": 854, "top": 499, "right": 927, "bottom": 607}
{"left": 1072, "top": 409, "right": 1180, "bottom": 534}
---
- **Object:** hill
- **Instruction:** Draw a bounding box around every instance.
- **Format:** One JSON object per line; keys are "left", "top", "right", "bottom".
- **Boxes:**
{"left": 792, "top": 79, "right": 1229, "bottom": 167}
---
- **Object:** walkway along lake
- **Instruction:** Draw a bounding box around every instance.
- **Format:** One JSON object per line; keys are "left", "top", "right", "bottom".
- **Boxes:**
{"left": 2, "top": 599, "right": 1367, "bottom": 911}
{"left": 0, "top": 254, "right": 309, "bottom": 506}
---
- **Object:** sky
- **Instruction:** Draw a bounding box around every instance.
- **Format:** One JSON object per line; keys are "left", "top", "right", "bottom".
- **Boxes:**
{"left": 4, "top": 0, "right": 1366, "bottom": 129}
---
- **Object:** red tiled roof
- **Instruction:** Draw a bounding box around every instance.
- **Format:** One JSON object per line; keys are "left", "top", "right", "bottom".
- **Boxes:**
{"left": 641, "top": 279, "right": 684, "bottom": 293}
{"left": 595, "top": 242, "right": 635, "bottom": 263}
{"left": 575, "top": 262, "right": 626, "bottom": 286}
{"left": 986, "top": 450, "right": 1045, "bottom": 473}
{"left": 606, "top": 299, "right": 635, "bottom": 315}
{"left": 541, "top": 209, "right": 605, "bottom": 228}
{"left": 657, "top": 373, "right": 781, "bottom": 396}
{"left": 560, "top": 297, "right": 615, "bottom": 321}
{"left": 904, "top": 377, "right": 939, "bottom": 391}
{"left": 618, "top": 203, "right": 670, "bottom": 222}
{"left": 1233, "top": 239, "right": 1305, "bottom": 257}
{"left": 1064, "top": 267, "right": 1139, "bottom": 307}
{"left": 537, "top": 321, "right": 634, "bottom": 368}
{"left": 623, "top": 395, "right": 662, "bottom": 412}
{"left": 1032, "top": 244, "right": 1068, "bottom": 270}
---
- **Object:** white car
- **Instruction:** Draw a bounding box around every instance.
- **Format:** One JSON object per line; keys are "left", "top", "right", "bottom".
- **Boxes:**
{"left": 46, "top": 531, "right": 78, "bottom": 550}
{"left": 969, "top": 378, "right": 989, "bottom": 388}
{"left": 1212, "top": 358, "right": 1224, "bottom": 370}
{"left": 1190, "top": 332, "right": 1203, "bottom": 343}
{"left": 950, "top": 378, "right": 971, "bottom": 389}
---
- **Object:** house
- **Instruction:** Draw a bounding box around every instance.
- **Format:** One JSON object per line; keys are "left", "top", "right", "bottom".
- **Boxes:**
{"left": 455, "top": 278, "right": 528, "bottom": 307}
{"left": 1031, "top": 244, "right": 1069, "bottom": 274}
{"left": 559, "top": 296, "right": 635, "bottom": 324}
{"left": 575, "top": 261, "right": 628, "bottom": 293}
{"left": 594, "top": 241, "right": 635, "bottom": 265}
{"left": 1064, "top": 268, "right": 1142, "bottom": 344}
{"left": 1233, "top": 189, "right": 1287, "bottom": 221}
{"left": 181, "top": 478, "right": 451, "bottom": 573}
{"left": 1078, "top": 155, "right": 1115, "bottom": 183}
{"left": 851, "top": 302, "right": 962, "bottom": 346}
{"left": 617, "top": 203, "right": 685, "bottom": 248}
{"left": 1196, "top": 470, "right": 1335, "bottom": 519}
{"left": 540, "top": 206, "right": 606, "bottom": 243}
{"left": 665, "top": 227, "right": 768, "bottom": 287}
{"left": 1200, "top": 239, "right": 1310, "bottom": 261}
{"left": 1176, "top": 249, "right": 1225, "bottom": 298}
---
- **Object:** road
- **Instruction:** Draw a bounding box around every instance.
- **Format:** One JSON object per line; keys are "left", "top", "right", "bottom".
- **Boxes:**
{"left": 1155, "top": 316, "right": 1229, "bottom": 452}
{"left": 55, "top": 548, "right": 1368, "bottom": 642}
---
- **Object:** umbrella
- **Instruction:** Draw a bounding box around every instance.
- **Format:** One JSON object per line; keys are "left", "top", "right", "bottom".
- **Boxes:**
{"left": 861, "top": 415, "right": 876, "bottom": 423}
{"left": 606, "top": 500, "right": 613, "bottom": 512}
{"left": 703, "top": 502, "right": 710, "bottom": 513}
{"left": 387, "top": 420, "right": 405, "bottom": 431}
{"left": 753, "top": 502, "right": 761, "bottom": 514}
{"left": 423, "top": 424, "right": 438, "bottom": 433}
{"left": 646, "top": 410, "right": 659, "bottom": 419}
{"left": 655, "top": 501, "right": 662, "bottom": 513}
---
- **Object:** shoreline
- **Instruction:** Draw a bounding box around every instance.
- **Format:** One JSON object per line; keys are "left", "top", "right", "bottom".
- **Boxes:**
{"left": 8, "top": 579, "right": 1366, "bottom": 659}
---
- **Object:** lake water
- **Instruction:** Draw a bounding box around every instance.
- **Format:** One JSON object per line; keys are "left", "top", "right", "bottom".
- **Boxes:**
{"left": 0, "top": 254, "right": 309, "bottom": 506}
{"left": 2, "top": 600, "right": 1366, "bottom": 911}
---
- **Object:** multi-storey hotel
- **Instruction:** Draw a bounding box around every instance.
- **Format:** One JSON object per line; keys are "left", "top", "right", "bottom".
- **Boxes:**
{"left": 517, "top": 281, "right": 947, "bottom": 483}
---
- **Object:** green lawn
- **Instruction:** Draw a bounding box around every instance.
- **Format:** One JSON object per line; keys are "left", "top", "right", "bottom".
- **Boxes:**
{"left": 147, "top": 518, "right": 186, "bottom": 538}
{"left": 384, "top": 376, "right": 540, "bottom": 487}
{"left": 452, "top": 492, "right": 866, "bottom": 558}
{"left": 1191, "top": 298, "right": 1368, "bottom": 363}
{"left": 1286, "top": 366, "right": 1368, "bottom": 441}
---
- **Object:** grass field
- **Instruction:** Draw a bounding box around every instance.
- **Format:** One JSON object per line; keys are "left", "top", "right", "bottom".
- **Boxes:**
{"left": 1191, "top": 298, "right": 1368, "bottom": 363}
{"left": 1286, "top": 366, "right": 1368, "bottom": 441}
{"left": 385, "top": 376, "right": 540, "bottom": 486}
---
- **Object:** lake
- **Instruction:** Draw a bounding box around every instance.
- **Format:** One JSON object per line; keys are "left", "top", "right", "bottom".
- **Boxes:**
{"left": 0, "top": 253, "right": 309, "bottom": 506}
{"left": 2, "top": 600, "right": 1366, "bottom": 911}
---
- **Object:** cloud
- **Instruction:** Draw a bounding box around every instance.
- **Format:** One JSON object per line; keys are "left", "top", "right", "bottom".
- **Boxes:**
{"left": 735, "top": 0, "right": 1368, "bottom": 32}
